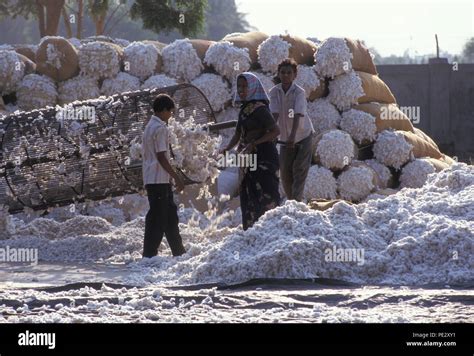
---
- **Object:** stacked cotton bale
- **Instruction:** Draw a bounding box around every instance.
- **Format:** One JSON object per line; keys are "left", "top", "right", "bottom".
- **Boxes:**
{"left": 101, "top": 72, "right": 141, "bottom": 97}
{"left": 78, "top": 41, "right": 122, "bottom": 79}
{"left": 162, "top": 39, "right": 203, "bottom": 81}
{"left": 191, "top": 73, "right": 232, "bottom": 112}
{"left": 123, "top": 41, "right": 159, "bottom": 81}
{"left": 0, "top": 50, "right": 26, "bottom": 95}
{"left": 36, "top": 36, "right": 79, "bottom": 82}
{"left": 17, "top": 74, "right": 58, "bottom": 110}
{"left": 141, "top": 74, "right": 177, "bottom": 90}
{"left": 204, "top": 41, "right": 251, "bottom": 82}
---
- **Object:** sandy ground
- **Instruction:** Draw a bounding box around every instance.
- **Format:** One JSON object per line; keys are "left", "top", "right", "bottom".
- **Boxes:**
{"left": 0, "top": 262, "right": 473, "bottom": 323}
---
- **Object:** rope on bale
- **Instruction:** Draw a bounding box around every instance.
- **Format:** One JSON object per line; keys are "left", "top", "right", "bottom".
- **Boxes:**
{"left": 0, "top": 84, "right": 216, "bottom": 214}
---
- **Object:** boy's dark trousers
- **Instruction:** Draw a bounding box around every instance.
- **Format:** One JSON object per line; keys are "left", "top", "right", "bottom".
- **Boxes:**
{"left": 143, "top": 183, "right": 186, "bottom": 257}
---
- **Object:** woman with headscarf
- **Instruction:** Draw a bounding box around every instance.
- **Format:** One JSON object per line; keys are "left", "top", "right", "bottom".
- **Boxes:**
{"left": 220, "top": 72, "right": 281, "bottom": 230}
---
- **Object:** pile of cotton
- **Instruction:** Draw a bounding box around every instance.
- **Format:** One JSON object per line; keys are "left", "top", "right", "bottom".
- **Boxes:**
{"left": 307, "top": 98, "right": 341, "bottom": 135}
{"left": 16, "top": 74, "right": 58, "bottom": 111}
{"left": 101, "top": 72, "right": 140, "bottom": 97}
{"left": 257, "top": 35, "right": 291, "bottom": 73}
{"left": 316, "top": 130, "right": 356, "bottom": 170}
{"left": 328, "top": 71, "right": 364, "bottom": 111}
{"left": 204, "top": 41, "right": 250, "bottom": 81}
{"left": 295, "top": 65, "right": 321, "bottom": 99}
{"left": 304, "top": 165, "right": 337, "bottom": 200}
{"left": 67, "top": 37, "right": 82, "bottom": 49}
{"left": 400, "top": 158, "right": 437, "bottom": 188}
{"left": 374, "top": 130, "right": 413, "bottom": 169}
{"left": 58, "top": 76, "right": 100, "bottom": 104}
{"left": 314, "top": 37, "right": 352, "bottom": 79}
{"left": 162, "top": 39, "right": 203, "bottom": 82}
{"left": 168, "top": 116, "right": 222, "bottom": 183}
{"left": 141, "top": 74, "right": 177, "bottom": 90}
{"left": 78, "top": 41, "right": 121, "bottom": 79}
{"left": 191, "top": 73, "right": 231, "bottom": 112}
{"left": 340, "top": 108, "right": 377, "bottom": 144}
{"left": 0, "top": 205, "right": 14, "bottom": 240}
{"left": 337, "top": 164, "right": 376, "bottom": 201}
{"left": 365, "top": 159, "right": 393, "bottom": 189}
{"left": 0, "top": 50, "right": 25, "bottom": 95}
{"left": 123, "top": 41, "right": 159, "bottom": 81}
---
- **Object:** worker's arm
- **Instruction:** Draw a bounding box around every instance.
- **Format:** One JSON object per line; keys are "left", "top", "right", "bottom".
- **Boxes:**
{"left": 156, "top": 152, "right": 184, "bottom": 192}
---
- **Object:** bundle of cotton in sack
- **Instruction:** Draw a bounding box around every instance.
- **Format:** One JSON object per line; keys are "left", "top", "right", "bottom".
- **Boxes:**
{"left": 36, "top": 36, "right": 79, "bottom": 82}
{"left": 123, "top": 41, "right": 159, "bottom": 81}
{"left": 303, "top": 165, "right": 337, "bottom": 201}
{"left": 205, "top": 41, "right": 251, "bottom": 81}
{"left": 353, "top": 102, "right": 414, "bottom": 133}
{"left": 257, "top": 35, "right": 291, "bottom": 73}
{"left": 162, "top": 39, "right": 203, "bottom": 82}
{"left": 400, "top": 158, "right": 449, "bottom": 188}
{"left": 223, "top": 31, "right": 269, "bottom": 67}
{"left": 0, "top": 50, "right": 25, "bottom": 95}
{"left": 16, "top": 74, "right": 58, "bottom": 110}
{"left": 307, "top": 98, "right": 341, "bottom": 136}
{"left": 337, "top": 163, "right": 377, "bottom": 202}
{"left": 328, "top": 70, "right": 396, "bottom": 111}
{"left": 191, "top": 73, "right": 231, "bottom": 112}
{"left": 13, "top": 44, "right": 37, "bottom": 63}
{"left": 58, "top": 76, "right": 100, "bottom": 104}
{"left": 364, "top": 159, "right": 394, "bottom": 189}
{"left": 101, "top": 72, "right": 141, "bottom": 97}
{"left": 373, "top": 130, "right": 413, "bottom": 169}
{"left": 314, "top": 129, "right": 356, "bottom": 170}
{"left": 295, "top": 65, "right": 324, "bottom": 100}
{"left": 78, "top": 41, "right": 122, "bottom": 79}
{"left": 314, "top": 37, "right": 377, "bottom": 79}
{"left": 141, "top": 74, "right": 177, "bottom": 90}
{"left": 340, "top": 108, "right": 377, "bottom": 145}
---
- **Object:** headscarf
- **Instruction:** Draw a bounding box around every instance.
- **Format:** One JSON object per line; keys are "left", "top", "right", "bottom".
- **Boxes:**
{"left": 233, "top": 72, "right": 270, "bottom": 105}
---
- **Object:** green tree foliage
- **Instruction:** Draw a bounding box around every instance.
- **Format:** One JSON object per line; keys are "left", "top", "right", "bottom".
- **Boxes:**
{"left": 203, "top": 0, "right": 252, "bottom": 40}
{"left": 130, "top": 0, "right": 207, "bottom": 37}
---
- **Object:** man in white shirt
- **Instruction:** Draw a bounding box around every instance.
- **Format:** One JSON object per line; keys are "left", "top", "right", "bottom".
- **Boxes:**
{"left": 142, "top": 94, "right": 186, "bottom": 257}
{"left": 269, "top": 59, "right": 314, "bottom": 202}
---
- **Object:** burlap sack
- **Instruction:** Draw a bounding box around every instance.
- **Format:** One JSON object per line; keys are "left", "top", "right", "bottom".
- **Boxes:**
{"left": 142, "top": 40, "right": 166, "bottom": 73}
{"left": 345, "top": 38, "right": 377, "bottom": 75}
{"left": 357, "top": 71, "right": 396, "bottom": 104}
{"left": 17, "top": 53, "right": 36, "bottom": 75}
{"left": 440, "top": 154, "right": 456, "bottom": 166}
{"left": 413, "top": 128, "right": 440, "bottom": 152}
{"left": 308, "top": 199, "right": 351, "bottom": 211}
{"left": 281, "top": 34, "right": 317, "bottom": 66}
{"left": 424, "top": 157, "right": 449, "bottom": 172}
{"left": 400, "top": 131, "right": 443, "bottom": 159}
{"left": 36, "top": 37, "right": 79, "bottom": 82}
{"left": 225, "top": 31, "right": 268, "bottom": 67}
{"left": 189, "top": 39, "right": 215, "bottom": 71}
{"left": 353, "top": 102, "right": 414, "bottom": 133}
{"left": 308, "top": 78, "right": 329, "bottom": 101}
{"left": 14, "top": 45, "right": 36, "bottom": 63}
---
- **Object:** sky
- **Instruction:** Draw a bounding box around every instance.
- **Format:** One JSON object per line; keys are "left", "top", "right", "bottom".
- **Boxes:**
{"left": 237, "top": 0, "right": 474, "bottom": 56}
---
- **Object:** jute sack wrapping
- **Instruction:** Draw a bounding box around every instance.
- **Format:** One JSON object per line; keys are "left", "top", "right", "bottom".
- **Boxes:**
{"left": 189, "top": 39, "right": 216, "bottom": 71}
{"left": 308, "top": 78, "right": 329, "bottom": 101}
{"left": 142, "top": 40, "right": 166, "bottom": 73}
{"left": 17, "top": 53, "right": 36, "bottom": 75}
{"left": 225, "top": 31, "right": 268, "bottom": 67}
{"left": 14, "top": 45, "right": 36, "bottom": 63}
{"left": 344, "top": 38, "right": 378, "bottom": 75}
{"left": 353, "top": 102, "right": 414, "bottom": 133}
{"left": 424, "top": 157, "right": 449, "bottom": 172}
{"left": 308, "top": 199, "right": 351, "bottom": 211}
{"left": 281, "top": 34, "right": 317, "bottom": 66}
{"left": 357, "top": 71, "right": 396, "bottom": 104}
{"left": 36, "top": 37, "right": 79, "bottom": 82}
{"left": 440, "top": 154, "right": 456, "bottom": 166}
{"left": 413, "top": 127, "right": 440, "bottom": 152}
{"left": 399, "top": 131, "right": 443, "bottom": 159}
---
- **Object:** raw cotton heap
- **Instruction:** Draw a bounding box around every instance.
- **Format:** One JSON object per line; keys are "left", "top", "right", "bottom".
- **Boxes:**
{"left": 141, "top": 74, "right": 177, "bottom": 90}
{"left": 0, "top": 50, "right": 25, "bottom": 95}
{"left": 337, "top": 164, "right": 376, "bottom": 201}
{"left": 373, "top": 130, "right": 413, "bottom": 169}
{"left": 168, "top": 116, "right": 222, "bottom": 183}
{"left": 307, "top": 98, "right": 341, "bottom": 136}
{"left": 340, "top": 108, "right": 377, "bottom": 145}
{"left": 303, "top": 165, "right": 337, "bottom": 200}
{"left": 314, "top": 37, "right": 353, "bottom": 78}
{"left": 123, "top": 41, "right": 159, "bottom": 80}
{"left": 315, "top": 129, "right": 356, "bottom": 170}
{"left": 400, "top": 158, "right": 438, "bottom": 188}
{"left": 327, "top": 70, "right": 364, "bottom": 110}
{"left": 58, "top": 76, "right": 100, "bottom": 104}
{"left": 162, "top": 39, "right": 203, "bottom": 82}
{"left": 257, "top": 35, "right": 291, "bottom": 73}
{"left": 16, "top": 74, "right": 58, "bottom": 110}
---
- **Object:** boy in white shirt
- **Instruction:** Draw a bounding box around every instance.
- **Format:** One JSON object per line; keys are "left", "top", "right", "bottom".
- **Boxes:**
{"left": 142, "top": 94, "right": 186, "bottom": 257}
{"left": 269, "top": 59, "right": 314, "bottom": 202}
